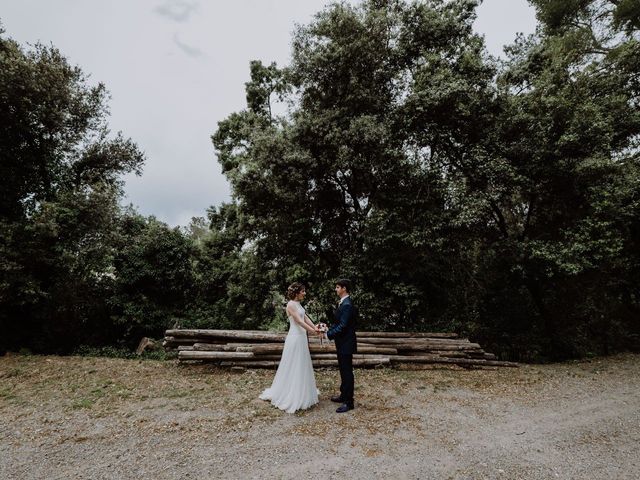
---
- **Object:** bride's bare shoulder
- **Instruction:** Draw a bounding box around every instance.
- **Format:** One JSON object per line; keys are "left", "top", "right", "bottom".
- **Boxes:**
{"left": 285, "top": 300, "right": 301, "bottom": 313}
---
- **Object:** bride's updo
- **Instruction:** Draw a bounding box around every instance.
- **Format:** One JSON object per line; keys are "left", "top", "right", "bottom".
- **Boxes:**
{"left": 286, "top": 282, "right": 305, "bottom": 300}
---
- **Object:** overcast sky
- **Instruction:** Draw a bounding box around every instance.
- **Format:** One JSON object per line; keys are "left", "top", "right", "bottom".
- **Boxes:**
{"left": 1, "top": 0, "right": 537, "bottom": 227}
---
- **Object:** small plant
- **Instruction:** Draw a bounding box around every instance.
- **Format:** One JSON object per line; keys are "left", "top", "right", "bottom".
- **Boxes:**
{"left": 73, "top": 345, "right": 172, "bottom": 361}
{"left": 2, "top": 368, "right": 23, "bottom": 378}
{"left": 74, "top": 345, "right": 136, "bottom": 359}
{"left": 71, "top": 398, "right": 94, "bottom": 409}
{"left": 0, "top": 387, "right": 16, "bottom": 400}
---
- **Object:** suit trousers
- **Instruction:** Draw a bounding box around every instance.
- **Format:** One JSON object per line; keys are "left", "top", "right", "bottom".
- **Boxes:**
{"left": 337, "top": 353, "right": 354, "bottom": 406}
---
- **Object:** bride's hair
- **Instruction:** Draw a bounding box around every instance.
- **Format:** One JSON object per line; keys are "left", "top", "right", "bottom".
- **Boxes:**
{"left": 286, "top": 282, "right": 305, "bottom": 300}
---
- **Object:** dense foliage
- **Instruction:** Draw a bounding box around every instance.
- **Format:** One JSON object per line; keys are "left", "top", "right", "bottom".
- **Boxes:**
{"left": 0, "top": 28, "right": 190, "bottom": 352}
{"left": 2, "top": 0, "right": 638, "bottom": 361}
{"left": 209, "top": 0, "right": 640, "bottom": 360}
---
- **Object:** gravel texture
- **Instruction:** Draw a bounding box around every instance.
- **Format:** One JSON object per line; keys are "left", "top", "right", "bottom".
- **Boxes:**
{"left": 1, "top": 353, "right": 639, "bottom": 479}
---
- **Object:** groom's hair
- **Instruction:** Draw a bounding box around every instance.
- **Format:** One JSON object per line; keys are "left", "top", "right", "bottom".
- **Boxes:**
{"left": 335, "top": 278, "right": 352, "bottom": 293}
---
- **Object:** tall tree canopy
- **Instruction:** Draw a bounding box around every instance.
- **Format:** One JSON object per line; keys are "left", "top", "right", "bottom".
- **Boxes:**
{"left": 2, "top": 0, "right": 638, "bottom": 361}
{"left": 211, "top": 0, "right": 640, "bottom": 360}
{"left": 0, "top": 27, "right": 192, "bottom": 352}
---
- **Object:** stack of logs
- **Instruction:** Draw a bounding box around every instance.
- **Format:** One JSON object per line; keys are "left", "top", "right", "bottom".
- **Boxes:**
{"left": 164, "top": 329, "right": 518, "bottom": 369}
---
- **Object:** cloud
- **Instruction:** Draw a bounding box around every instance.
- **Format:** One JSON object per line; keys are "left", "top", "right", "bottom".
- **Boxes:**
{"left": 172, "top": 33, "right": 204, "bottom": 57}
{"left": 154, "top": 0, "right": 199, "bottom": 23}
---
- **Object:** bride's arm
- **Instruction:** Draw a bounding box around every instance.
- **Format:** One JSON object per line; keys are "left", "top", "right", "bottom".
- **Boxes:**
{"left": 303, "top": 314, "right": 316, "bottom": 329}
{"left": 286, "top": 303, "right": 318, "bottom": 334}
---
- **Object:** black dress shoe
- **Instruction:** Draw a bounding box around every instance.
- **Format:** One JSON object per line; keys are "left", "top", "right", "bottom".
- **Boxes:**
{"left": 330, "top": 395, "right": 344, "bottom": 403}
{"left": 336, "top": 403, "right": 354, "bottom": 413}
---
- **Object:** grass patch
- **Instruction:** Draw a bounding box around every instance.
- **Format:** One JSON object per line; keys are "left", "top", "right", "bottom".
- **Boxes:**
{"left": 1, "top": 367, "right": 23, "bottom": 378}
{"left": 116, "top": 389, "right": 133, "bottom": 399}
{"left": 71, "top": 398, "right": 94, "bottom": 409}
{"left": 432, "top": 380, "right": 453, "bottom": 393}
{"left": 90, "top": 388, "right": 106, "bottom": 398}
{"left": 163, "top": 388, "right": 192, "bottom": 399}
{"left": 0, "top": 386, "right": 16, "bottom": 400}
{"left": 73, "top": 345, "right": 172, "bottom": 361}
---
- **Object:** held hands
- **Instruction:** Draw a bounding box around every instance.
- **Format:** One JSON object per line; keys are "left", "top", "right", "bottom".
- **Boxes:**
{"left": 314, "top": 323, "right": 329, "bottom": 342}
{"left": 314, "top": 323, "right": 328, "bottom": 345}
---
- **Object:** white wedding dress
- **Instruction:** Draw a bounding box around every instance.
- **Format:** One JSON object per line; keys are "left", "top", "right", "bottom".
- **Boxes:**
{"left": 259, "top": 300, "right": 319, "bottom": 413}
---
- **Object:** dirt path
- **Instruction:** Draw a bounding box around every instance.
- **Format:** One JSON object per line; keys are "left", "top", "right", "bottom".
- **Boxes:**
{"left": 1, "top": 353, "right": 639, "bottom": 479}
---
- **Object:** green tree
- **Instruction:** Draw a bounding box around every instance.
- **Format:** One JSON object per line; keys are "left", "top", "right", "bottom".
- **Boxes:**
{"left": 209, "top": 0, "right": 640, "bottom": 360}
{"left": 0, "top": 27, "right": 144, "bottom": 352}
{"left": 185, "top": 203, "right": 282, "bottom": 330}
{"left": 472, "top": 0, "right": 640, "bottom": 358}
{"left": 108, "top": 212, "right": 194, "bottom": 345}
{"left": 211, "top": 0, "right": 498, "bottom": 330}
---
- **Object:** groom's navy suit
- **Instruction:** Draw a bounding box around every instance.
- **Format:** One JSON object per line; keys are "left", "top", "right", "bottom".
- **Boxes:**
{"left": 327, "top": 296, "right": 358, "bottom": 406}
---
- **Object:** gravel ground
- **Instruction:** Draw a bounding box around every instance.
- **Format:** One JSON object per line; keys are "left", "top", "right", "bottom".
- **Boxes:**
{"left": 1, "top": 353, "right": 639, "bottom": 479}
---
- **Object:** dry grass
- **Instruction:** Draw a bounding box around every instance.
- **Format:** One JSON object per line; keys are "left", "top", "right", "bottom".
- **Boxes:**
{"left": 1, "top": 353, "right": 639, "bottom": 479}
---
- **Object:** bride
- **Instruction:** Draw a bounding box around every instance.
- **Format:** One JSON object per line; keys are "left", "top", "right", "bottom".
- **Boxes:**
{"left": 259, "top": 282, "right": 321, "bottom": 413}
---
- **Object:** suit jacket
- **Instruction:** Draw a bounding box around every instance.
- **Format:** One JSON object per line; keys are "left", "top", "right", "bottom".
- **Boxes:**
{"left": 327, "top": 296, "right": 358, "bottom": 355}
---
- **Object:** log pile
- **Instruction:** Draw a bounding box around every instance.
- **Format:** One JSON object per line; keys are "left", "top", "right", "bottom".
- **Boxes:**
{"left": 164, "top": 329, "right": 518, "bottom": 369}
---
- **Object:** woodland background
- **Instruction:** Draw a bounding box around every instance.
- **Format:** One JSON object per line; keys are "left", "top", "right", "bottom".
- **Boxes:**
{"left": 1, "top": 0, "right": 639, "bottom": 361}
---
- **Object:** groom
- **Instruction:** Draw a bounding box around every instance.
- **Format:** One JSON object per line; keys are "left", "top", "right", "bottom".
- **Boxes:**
{"left": 324, "top": 279, "right": 358, "bottom": 413}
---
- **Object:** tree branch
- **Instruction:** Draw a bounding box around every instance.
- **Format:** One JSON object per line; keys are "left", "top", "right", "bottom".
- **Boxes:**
{"left": 489, "top": 199, "right": 510, "bottom": 239}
